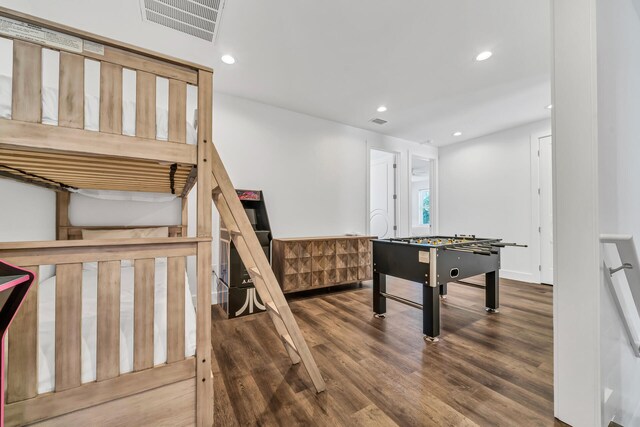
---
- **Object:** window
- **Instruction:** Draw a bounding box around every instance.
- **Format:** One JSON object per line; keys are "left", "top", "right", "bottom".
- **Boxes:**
{"left": 418, "top": 189, "right": 430, "bottom": 225}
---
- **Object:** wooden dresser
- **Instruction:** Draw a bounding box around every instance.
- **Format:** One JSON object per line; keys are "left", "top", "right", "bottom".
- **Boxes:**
{"left": 272, "top": 236, "right": 375, "bottom": 293}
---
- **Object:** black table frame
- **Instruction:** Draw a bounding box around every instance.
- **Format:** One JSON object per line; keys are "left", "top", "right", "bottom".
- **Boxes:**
{"left": 371, "top": 239, "right": 500, "bottom": 341}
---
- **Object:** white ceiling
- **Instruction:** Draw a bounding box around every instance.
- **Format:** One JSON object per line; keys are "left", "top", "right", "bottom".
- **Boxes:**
{"left": 2, "top": 0, "right": 551, "bottom": 146}
{"left": 211, "top": 0, "right": 552, "bottom": 146}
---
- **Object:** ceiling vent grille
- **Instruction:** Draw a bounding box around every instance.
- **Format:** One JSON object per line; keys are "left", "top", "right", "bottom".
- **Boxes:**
{"left": 140, "top": 0, "right": 226, "bottom": 42}
{"left": 370, "top": 118, "right": 388, "bottom": 125}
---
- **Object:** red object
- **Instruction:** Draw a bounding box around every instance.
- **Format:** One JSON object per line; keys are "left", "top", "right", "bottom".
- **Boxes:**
{"left": 0, "top": 261, "right": 36, "bottom": 427}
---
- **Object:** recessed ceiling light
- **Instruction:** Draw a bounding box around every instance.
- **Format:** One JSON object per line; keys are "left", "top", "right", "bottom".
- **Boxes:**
{"left": 546, "top": 104, "right": 553, "bottom": 109}
{"left": 377, "top": 105, "right": 387, "bottom": 113}
{"left": 475, "top": 51, "right": 493, "bottom": 61}
{"left": 452, "top": 131, "right": 462, "bottom": 137}
{"left": 221, "top": 54, "right": 236, "bottom": 65}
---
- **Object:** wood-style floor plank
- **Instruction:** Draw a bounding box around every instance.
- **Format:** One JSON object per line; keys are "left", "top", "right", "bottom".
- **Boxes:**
{"left": 211, "top": 277, "right": 562, "bottom": 426}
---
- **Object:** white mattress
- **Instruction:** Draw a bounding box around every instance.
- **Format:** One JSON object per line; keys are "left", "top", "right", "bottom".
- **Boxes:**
{"left": 37, "top": 261, "right": 197, "bottom": 393}
{"left": 0, "top": 75, "right": 197, "bottom": 144}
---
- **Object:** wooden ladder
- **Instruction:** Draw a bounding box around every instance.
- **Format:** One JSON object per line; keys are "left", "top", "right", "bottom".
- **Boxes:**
{"left": 209, "top": 143, "right": 326, "bottom": 393}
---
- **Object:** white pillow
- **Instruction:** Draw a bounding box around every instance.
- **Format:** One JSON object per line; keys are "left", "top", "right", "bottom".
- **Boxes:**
{"left": 84, "top": 93, "right": 99, "bottom": 131}
{"left": 0, "top": 74, "right": 12, "bottom": 119}
{"left": 123, "top": 100, "right": 136, "bottom": 136}
{"left": 41, "top": 86, "right": 58, "bottom": 125}
{"left": 82, "top": 227, "right": 169, "bottom": 268}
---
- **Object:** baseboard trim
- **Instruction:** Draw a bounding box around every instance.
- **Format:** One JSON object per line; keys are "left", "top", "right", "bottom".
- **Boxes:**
{"left": 500, "top": 269, "right": 537, "bottom": 284}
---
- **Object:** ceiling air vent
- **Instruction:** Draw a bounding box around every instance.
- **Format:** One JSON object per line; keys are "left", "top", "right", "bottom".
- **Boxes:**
{"left": 370, "top": 118, "right": 388, "bottom": 125}
{"left": 139, "top": 0, "right": 226, "bottom": 43}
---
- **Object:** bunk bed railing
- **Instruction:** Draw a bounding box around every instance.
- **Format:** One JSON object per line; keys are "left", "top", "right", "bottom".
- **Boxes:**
{"left": 0, "top": 11, "right": 203, "bottom": 195}
{"left": 0, "top": 237, "right": 206, "bottom": 426}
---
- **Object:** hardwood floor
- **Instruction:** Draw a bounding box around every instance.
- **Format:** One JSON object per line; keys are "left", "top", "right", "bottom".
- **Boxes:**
{"left": 211, "top": 277, "right": 560, "bottom": 426}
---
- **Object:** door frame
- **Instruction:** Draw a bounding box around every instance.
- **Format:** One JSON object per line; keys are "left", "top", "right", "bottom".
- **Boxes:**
{"left": 530, "top": 131, "right": 553, "bottom": 284}
{"left": 408, "top": 154, "right": 437, "bottom": 236}
{"left": 366, "top": 147, "right": 400, "bottom": 238}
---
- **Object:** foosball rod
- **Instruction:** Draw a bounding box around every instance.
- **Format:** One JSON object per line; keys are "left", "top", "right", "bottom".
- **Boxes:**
{"left": 444, "top": 247, "right": 492, "bottom": 256}
{"left": 490, "top": 243, "right": 528, "bottom": 248}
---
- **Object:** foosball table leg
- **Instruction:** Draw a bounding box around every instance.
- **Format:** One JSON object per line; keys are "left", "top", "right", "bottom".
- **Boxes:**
{"left": 485, "top": 270, "right": 500, "bottom": 313}
{"left": 423, "top": 283, "right": 440, "bottom": 341}
{"left": 373, "top": 271, "right": 387, "bottom": 318}
{"left": 439, "top": 283, "right": 448, "bottom": 300}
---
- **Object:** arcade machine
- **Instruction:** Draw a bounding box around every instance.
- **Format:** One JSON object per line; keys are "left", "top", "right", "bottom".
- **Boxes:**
{"left": 219, "top": 189, "right": 271, "bottom": 318}
{"left": 0, "top": 261, "right": 36, "bottom": 427}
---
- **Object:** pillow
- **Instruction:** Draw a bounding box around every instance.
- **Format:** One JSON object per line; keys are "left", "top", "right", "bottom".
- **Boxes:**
{"left": 41, "top": 86, "right": 59, "bottom": 125}
{"left": 81, "top": 226, "right": 169, "bottom": 240}
{"left": 0, "top": 74, "right": 11, "bottom": 119}
{"left": 82, "top": 227, "right": 169, "bottom": 268}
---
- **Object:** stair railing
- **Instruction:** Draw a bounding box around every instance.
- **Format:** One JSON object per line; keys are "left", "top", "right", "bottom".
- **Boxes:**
{"left": 601, "top": 234, "right": 640, "bottom": 357}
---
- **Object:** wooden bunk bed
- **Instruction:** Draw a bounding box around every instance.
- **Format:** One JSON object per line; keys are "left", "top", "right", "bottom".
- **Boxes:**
{"left": 0, "top": 7, "right": 324, "bottom": 426}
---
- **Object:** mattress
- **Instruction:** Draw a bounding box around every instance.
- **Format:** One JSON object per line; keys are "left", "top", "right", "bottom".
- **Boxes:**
{"left": 37, "top": 261, "right": 197, "bottom": 393}
{"left": 0, "top": 74, "right": 197, "bottom": 144}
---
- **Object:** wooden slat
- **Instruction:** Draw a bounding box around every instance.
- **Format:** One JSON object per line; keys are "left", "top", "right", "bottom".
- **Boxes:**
{"left": 0, "top": 120, "right": 198, "bottom": 165}
{"left": 0, "top": 237, "right": 206, "bottom": 250}
{"left": 58, "top": 52, "right": 84, "bottom": 129}
{"left": 134, "top": 258, "right": 155, "bottom": 371}
{"left": 166, "top": 256, "right": 186, "bottom": 363}
{"left": 56, "top": 192, "right": 70, "bottom": 240}
{"left": 7, "top": 265, "right": 39, "bottom": 403}
{"left": 12, "top": 40, "right": 41, "bottom": 122}
{"left": 0, "top": 241, "right": 198, "bottom": 266}
{"left": 181, "top": 197, "right": 188, "bottom": 231}
{"left": 196, "top": 69, "right": 214, "bottom": 427}
{"left": 96, "top": 261, "right": 121, "bottom": 381}
{"left": 5, "top": 358, "right": 196, "bottom": 426}
{"left": 64, "top": 225, "right": 186, "bottom": 241}
{"left": 168, "top": 79, "right": 187, "bottom": 143}
{"left": 55, "top": 263, "right": 83, "bottom": 391}
{"left": 100, "top": 62, "right": 123, "bottom": 134}
{"left": 31, "top": 379, "right": 195, "bottom": 427}
{"left": 136, "top": 71, "right": 156, "bottom": 139}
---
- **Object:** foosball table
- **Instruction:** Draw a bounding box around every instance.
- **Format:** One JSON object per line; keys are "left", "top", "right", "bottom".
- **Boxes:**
{"left": 371, "top": 235, "right": 525, "bottom": 342}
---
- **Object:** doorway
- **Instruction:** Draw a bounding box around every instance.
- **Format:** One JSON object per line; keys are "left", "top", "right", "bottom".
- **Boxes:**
{"left": 409, "top": 155, "right": 433, "bottom": 236}
{"left": 369, "top": 149, "right": 397, "bottom": 239}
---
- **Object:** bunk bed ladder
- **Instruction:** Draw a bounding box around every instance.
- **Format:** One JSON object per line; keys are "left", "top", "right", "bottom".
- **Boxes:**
{"left": 209, "top": 145, "right": 326, "bottom": 393}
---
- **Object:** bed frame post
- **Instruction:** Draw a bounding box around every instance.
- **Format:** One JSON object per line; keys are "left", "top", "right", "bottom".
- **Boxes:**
{"left": 56, "top": 192, "right": 70, "bottom": 240}
{"left": 195, "top": 69, "right": 214, "bottom": 426}
{"left": 181, "top": 197, "right": 188, "bottom": 237}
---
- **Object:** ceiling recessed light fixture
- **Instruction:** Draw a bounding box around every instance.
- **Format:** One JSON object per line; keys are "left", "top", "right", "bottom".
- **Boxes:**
{"left": 377, "top": 105, "right": 387, "bottom": 113}
{"left": 546, "top": 104, "right": 553, "bottom": 109}
{"left": 221, "top": 54, "right": 236, "bottom": 65}
{"left": 475, "top": 51, "right": 493, "bottom": 61}
{"left": 452, "top": 131, "right": 462, "bottom": 137}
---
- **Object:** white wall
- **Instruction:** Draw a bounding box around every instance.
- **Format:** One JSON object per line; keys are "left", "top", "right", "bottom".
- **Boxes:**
{"left": 0, "top": 180, "right": 55, "bottom": 242}
{"left": 597, "top": 0, "right": 640, "bottom": 424}
{"left": 552, "top": 0, "right": 602, "bottom": 425}
{"left": 208, "top": 92, "right": 437, "bottom": 272}
{"left": 438, "top": 119, "right": 551, "bottom": 283}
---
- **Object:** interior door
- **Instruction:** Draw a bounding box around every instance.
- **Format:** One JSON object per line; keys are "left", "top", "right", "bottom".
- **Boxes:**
{"left": 540, "top": 136, "right": 554, "bottom": 284}
{"left": 369, "top": 150, "right": 396, "bottom": 239}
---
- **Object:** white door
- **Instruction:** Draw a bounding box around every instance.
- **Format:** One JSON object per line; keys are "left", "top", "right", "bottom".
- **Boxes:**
{"left": 369, "top": 150, "right": 396, "bottom": 239}
{"left": 540, "top": 136, "right": 554, "bottom": 284}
